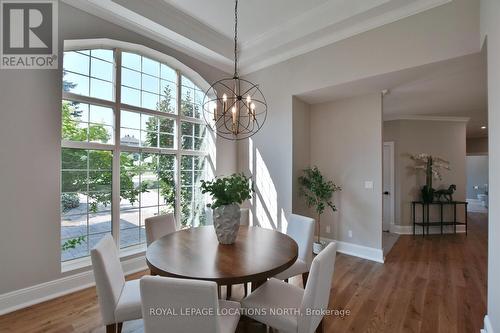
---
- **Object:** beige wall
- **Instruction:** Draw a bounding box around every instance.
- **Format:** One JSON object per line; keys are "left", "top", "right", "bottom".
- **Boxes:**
{"left": 481, "top": 0, "right": 500, "bottom": 330}
{"left": 238, "top": 0, "right": 479, "bottom": 232}
{"left": 309, "top": 94, "right": 383, "bottom": 249}
{"left": 292, "top": 97, "right": 311, "bottom": 217}
{"left": 466, "top": 137, "right": 488, "bottom": 155}
{"left": 383, "top": 120, "right": 467, "bottom": 226}
{"left": 0, "top": 3, "right": 235, "bottom": 295}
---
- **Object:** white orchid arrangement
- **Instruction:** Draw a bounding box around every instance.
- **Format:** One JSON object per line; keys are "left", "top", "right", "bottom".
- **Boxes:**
{"left": 410, "top": 153, "right": 450, "bottom": 180}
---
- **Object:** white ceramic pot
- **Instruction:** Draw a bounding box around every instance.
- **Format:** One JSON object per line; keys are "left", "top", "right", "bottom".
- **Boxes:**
{"left": 313, "top": 241, "right": 325, "bottom": 255}
{"left": 213, "top": 204, "right": 241, "bottom": 244}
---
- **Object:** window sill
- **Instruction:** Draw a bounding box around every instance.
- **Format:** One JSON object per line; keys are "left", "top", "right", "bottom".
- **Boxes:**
{"left": 61, "top": 243, "right": 147, "bottom": 273}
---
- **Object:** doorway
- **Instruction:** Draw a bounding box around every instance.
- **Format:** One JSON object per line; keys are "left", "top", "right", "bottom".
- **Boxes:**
{"left": 382, "top": 141, "right": 398, "bottom": 256}
{"left": 382, "top": 142, "right": 395, "bottom": 232}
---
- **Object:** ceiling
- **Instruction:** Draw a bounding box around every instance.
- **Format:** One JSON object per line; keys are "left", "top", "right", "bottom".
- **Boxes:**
{"left": 62, "top": 0, "right": 452, "bottom": 74}
{"left": 298, "top": 52, "right": 488, "bottom": 138}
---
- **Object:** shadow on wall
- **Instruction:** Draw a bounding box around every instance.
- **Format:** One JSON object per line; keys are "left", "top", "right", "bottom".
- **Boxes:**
{"left": 244, "top": 138, "right": 288, "bottom": 232}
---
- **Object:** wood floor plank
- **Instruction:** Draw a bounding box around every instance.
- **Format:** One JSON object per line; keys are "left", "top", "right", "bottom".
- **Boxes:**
{"left": 0, "top": 213, "right": 488, "bottom": 333}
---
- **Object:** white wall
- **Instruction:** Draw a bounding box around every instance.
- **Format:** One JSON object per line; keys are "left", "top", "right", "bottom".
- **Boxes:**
{"left": 292, "top": 97, "right": 311, "bottom": 217}
{"left": 309, "top": 94, "right": 383, "bottom": 249}
{"left": 466, "top": 156, "right": 488, "bottom": 199}
{"left": 238, "top": 0, "right": 479, "bottom": 232}
{"left": 383, "top": 120, "right": 467, "bottom": 226}
{"left": 481, "top": 0, "right": 500, "bottom": 331}
{"left": 0, "top": 3, "right": 235, "bottom": 295}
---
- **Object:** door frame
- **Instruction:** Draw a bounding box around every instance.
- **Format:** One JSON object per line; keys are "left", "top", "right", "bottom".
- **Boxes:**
{"left": 383, "top": 141, "right": 395, "bottom": 232}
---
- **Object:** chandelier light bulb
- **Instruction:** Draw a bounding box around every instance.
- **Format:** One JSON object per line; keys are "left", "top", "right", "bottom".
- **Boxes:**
{"left": 202, "top": 0, "right": 267, "bottom": 140}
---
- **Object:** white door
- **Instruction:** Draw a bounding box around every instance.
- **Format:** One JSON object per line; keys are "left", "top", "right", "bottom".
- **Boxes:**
{"left": 383, "top": 142, "right": 394, "bottom": 232}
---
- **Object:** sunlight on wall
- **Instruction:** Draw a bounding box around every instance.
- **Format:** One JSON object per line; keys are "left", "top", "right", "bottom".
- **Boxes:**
{"left": 255, "top": 149, "right": 278, "bottom": 229}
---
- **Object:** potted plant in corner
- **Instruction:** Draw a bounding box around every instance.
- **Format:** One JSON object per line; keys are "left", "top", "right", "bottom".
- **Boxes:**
{"left": 200, "top": 173, "right": 252, "bottom": 244}
{"left": 298, "top": 166, "right": 341, "bottom": 254}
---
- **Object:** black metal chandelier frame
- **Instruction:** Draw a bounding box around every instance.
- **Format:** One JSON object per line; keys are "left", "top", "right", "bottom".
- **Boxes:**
{"left": 202, "top": 0, "right": 268, "bottom": 141}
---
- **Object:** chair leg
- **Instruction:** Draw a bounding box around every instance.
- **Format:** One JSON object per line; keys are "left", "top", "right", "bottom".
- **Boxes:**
{"left": 302, "top": 272, "right": 309, "bottom": 287}
{"left": 316, "top": 319, "right": 324, "bottom": 333}
{"left": 117, "top": 323, "right": 123, "bottom": 333}
{"left": 244, "top": 282, "right": 248, "bottom": 296}
{"left": 226, "top": 284, "right": 232, "bottom": 300}
{"left": 106, "top": 324, "right": 115, "bottom": 333}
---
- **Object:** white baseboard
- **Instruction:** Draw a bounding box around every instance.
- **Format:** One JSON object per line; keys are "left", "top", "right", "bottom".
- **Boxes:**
{"left": 482, "top": 315, "right": 494, "bottom": 333}
{"left": 390, "top": 224, "right": 466, "bottom": 235}
{"left": 0, "top": 256, "right": 147, "bottom": 316}
{"left": 320, "top": 237, "right": 384, "bottom": 263}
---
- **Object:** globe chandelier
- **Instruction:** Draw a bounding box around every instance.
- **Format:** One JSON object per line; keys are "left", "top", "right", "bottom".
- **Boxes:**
{"left": 203, "top": 0, "right": 267, "bottom": 140}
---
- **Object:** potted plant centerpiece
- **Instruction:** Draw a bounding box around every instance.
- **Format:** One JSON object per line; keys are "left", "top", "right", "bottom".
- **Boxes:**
{"left": 200, "top": 173, "right": 252, "bottom": 244}
{"left": 298, "top": 167, "right": 341, "bottom": 254}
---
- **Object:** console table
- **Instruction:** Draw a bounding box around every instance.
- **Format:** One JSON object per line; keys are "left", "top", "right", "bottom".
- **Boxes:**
{"left": 412, "top": 201, "right": 468, "bottom": 236}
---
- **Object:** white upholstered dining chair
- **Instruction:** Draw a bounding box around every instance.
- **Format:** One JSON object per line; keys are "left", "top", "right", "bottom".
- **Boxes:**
{"left": 140, "top": 276, "right": 241, "bottom": 333}
{"left": 144, "top": 213, "right": 176, "bottom": 247}
{"left": 241, "top": 242, "right": 337, "bottom": 333}
{"left": 274, "top": 214, "right": 315, "bottom": 286}
{"left": 90, "top": 234, "right": 142, "bottom": 333}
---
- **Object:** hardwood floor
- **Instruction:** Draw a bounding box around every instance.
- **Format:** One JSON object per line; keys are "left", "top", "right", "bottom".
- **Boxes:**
{"left": 0, "top": 213, "right": 487, "bottom": 333}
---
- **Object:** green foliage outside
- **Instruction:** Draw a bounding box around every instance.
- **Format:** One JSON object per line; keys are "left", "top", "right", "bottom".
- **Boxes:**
{"left": 62, "top": 72, "right": 208, "bottom": 252}
{"left": 200, "top": 173, "right": 252, "bottom": 209}
{"left": 298, "top": 166, "right": 341, "bottom": 242}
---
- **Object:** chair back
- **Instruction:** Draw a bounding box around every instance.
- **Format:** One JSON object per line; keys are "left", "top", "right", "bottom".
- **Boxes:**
{"left": 287, "top": 214, "right": 315, "bottom": 266}
{"left": 145, "top": 213, "right": 176, "bottom": 246}
{"left": 90, "top": 234, "right": 125, "bottom": 325}
{"left": 140, "top": 276, "right": 221, "bottom": 333}
{"left": 298, "top": 242, "right": 337, "bottom": 333}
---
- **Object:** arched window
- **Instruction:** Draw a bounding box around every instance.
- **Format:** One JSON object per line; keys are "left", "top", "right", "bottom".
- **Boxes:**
{"left": 61, "top": 40, "right": 213, "bottom": 262}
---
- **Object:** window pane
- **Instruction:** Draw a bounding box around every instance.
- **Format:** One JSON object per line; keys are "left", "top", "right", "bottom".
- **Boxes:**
{"left": 142, "top": 57, "right": 160, "bottom": 77}
{"left": 120, "top": 128, "right": 141, "bottom": 146}
{"left": 121, "top": 110, "right": 140, "bottom": 129}
{"left": 161, "top": 64, "right": 176, "bottom": 82}
{"left": 91, "top": 58, "right": 113, "bottom": 82}
{"left": 122, "top": 86, "right": 141, "bottom": 107}
{"left": 122, "top": 68, "right": 141, "bottom": 89}
{"left": 90, "top": 79, "right": 113, "bottom": 101}
{"left": 64, "top": 72, "right": 89, "bottom": 96}
{"left": 61, "top": 148, "right": 112, "bottom": 261}
{"left": 142, "top": 91, "right": 159, "bottom": 110}
{"left": 142, "top": 74, "right": 159, "bottom": 94}
{"left": 89, "top": 105, "right": 113, "bottom": 126}
{"left": 64, "top": 51, "right": 89, "bottom": 76}
{"left": 122, "top": 52, "right": 141, "bottom": 71}
{"left": 181, "top": 87, "right": 194, "bottom": 117}
{"left": 159, "top": 80, "right": 177, "bottom": 114}
{"left": 91, "top": 49, "right": 114, "bottom": 62}
{"left": 63, "top": 49, "right": 114, "bottom": 100}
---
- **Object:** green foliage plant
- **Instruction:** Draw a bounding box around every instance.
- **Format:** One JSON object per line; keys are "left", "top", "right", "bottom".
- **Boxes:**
{"left": 298, "top": 166, "right": 341, "bottom": 243}
{"left": 200, "top": 173, "right": 252, "bottom": 209}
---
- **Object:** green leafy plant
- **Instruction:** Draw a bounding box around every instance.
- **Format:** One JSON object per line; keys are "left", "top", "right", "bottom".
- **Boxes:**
{"left": 200, "top": 173, "right": 252, "bottom": 209}
{"left": 61, "top": 236, "right": 86, "bottom": 251}
{"left": 298, "top": 166, "right": 341, "bottom": 242}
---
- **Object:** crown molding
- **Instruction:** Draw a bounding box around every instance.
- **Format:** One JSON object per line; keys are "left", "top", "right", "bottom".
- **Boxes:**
{"left": 239, "top": 0, "right": 452, "bottom": 74}
{"left": 62, "top": 0, "right": 452, "bottom": 75}
{"left": 384, "top": 115, "right": 470, "bottom": 122}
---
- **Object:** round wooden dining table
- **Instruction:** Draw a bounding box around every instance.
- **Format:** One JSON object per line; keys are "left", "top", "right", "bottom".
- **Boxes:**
{"left": 146, "top": 226, "right": 298, "bottom": 294}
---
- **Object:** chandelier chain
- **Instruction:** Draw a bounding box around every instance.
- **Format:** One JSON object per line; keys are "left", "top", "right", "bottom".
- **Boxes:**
{"left": 234, "top": 0, "right": 238, "bottom": 78}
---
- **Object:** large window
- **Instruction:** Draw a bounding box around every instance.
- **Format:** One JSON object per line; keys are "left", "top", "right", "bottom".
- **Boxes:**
{"left": 61, "top": 47, "right": 212, "bottom": 262}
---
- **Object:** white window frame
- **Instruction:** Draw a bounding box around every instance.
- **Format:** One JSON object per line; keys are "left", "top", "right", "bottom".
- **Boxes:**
{"left": 61, "top": 39, "right": 213, "bottom": 266}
